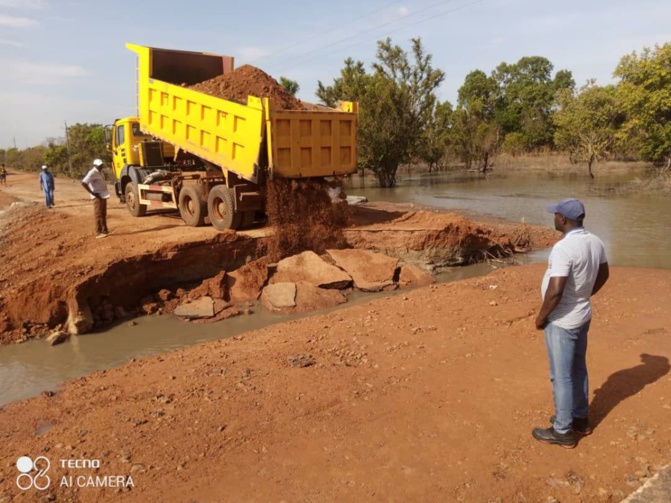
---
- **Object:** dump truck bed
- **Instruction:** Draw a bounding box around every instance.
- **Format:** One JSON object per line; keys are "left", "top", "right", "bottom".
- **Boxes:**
{"left": 127, "top": 44, "right": 358, "bottom": 183}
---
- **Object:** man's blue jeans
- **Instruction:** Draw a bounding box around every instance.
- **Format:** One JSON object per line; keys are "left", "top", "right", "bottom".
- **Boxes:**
{"left": 44, "top": 187, "right": 54, "bottom": 207}
{"left": 544, "top": 320, "right": 590, "bottom": 434}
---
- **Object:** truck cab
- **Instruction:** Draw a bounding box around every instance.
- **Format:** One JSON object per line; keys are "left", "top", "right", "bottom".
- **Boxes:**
{"left": 110, "top": 117, "right": 154, "bottom": 181}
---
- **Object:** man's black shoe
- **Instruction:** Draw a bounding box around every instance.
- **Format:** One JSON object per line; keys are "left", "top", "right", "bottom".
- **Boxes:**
{"left": 532, "top": 427, "right": 577, "bottom": 449}
{"left": 549, "top": 415, "right": 593, "bottom": 436}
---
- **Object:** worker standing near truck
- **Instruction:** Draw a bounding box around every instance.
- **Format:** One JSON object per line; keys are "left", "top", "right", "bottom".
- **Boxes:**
{"left": 81, "top": 159, "right": 111, "bottom": 238}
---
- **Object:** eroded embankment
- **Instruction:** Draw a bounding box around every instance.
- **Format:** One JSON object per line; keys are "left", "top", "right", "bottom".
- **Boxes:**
{"left": 0, "top": 203, "right": 557, "bottom": 345}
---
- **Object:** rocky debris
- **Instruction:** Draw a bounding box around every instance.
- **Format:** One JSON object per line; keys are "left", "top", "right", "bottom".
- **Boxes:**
{"left": 287, "top": 354, "right": 315, "bottom": 368}
{"left": 189, "top": 271, "right": 228, "bottom": 300}
{"left": 261, "top": 283, "right": 297, "bottom": 311}
{"left": 398, "top": 263, "right": 435, "bottom": 288}
{"left": 45, "top": 330, "right": 69, "bottom": 346}
{"left": 271, "top": 251, "right": 352, "bottom": 289}
{"left": 190, "top": 65, "right": 305, "bottom": 111}
{"left": 227, "top": 257, "right": 269, "bottom": 303}
{"left": 174, "top": 296, "right": 215, "bottom": 319}
{"left": 157, "top": 289, "right": 173, "bottom": 302}
{"left": 327, "top": 249, "right": 398, "bottom": 292}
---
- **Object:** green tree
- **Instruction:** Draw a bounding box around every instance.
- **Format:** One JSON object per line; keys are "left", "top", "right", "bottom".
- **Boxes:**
{"left": 279, "top": 77, "right": 300, "bottom": 96}
{"left": 614, "top": 43, "right": 671, "bottom": 171}
{"left": 418, "top": 100, "right": 453, "bottom": 171}
{"left": 554, "top": 82, "right": 621, "bottom": 178}
{"left": 451, "top": 70, "right": 500, "bottom": 170}
{"left": 493, "top": 56, "right": 574, "bottom": 150}
{"left": 317, "top": 37, "right": 444, "bottom": 187}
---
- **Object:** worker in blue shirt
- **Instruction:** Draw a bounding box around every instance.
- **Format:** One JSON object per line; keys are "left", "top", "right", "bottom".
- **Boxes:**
{"left": 39, "top": 165, "right": 55, "bottom": 208}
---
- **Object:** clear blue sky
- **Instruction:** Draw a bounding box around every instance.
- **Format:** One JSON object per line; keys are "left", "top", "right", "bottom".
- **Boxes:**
{"left": 1, "top": 0, "right": 669, "bottom": 148}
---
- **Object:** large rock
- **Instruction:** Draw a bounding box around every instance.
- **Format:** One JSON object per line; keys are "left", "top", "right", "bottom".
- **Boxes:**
{"left": 261, "top": 283, "right": 297, "bottom": 311}
{"left": 271, "top": 251, "right": 352, "bottom": 289}
{"left": 398, "top": 263, "right": 435, "bottom": 288}
{"left": 174, "top": 296, "right": 215, "bottom": 319}
{"left": 326, "top": 249, "right": 398, "bottom": 292}
{"left": 227, "top": 257, "right": 269, "bottom": 303}
{"left": 262, "top": 282, "right": 346, "bottom": 314}
{"left": 294, "top": 282, "right": 347, "bottom": 312}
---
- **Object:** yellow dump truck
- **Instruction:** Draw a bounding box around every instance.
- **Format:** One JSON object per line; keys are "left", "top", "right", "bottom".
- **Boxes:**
{"left": 110, "top": 43, "right": 358, "bottom": 230}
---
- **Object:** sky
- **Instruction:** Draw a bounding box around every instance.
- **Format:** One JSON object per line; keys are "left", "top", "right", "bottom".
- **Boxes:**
{"left": 0, "top": 0, "right": 669, "bottom": 149}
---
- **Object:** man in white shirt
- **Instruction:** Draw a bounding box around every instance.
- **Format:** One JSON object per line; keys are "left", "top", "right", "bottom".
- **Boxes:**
{"left": 81, "top": 158, "right": 111, "bottom": 238}
{"left": 533, "top": 198, "right": 609, "bottom": 448}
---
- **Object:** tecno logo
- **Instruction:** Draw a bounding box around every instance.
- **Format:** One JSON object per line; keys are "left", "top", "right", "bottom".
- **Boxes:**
{"left": 16, "top": 456, "right": 51, "bottom": 490}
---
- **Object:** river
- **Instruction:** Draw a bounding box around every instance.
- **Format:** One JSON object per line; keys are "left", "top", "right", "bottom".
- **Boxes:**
{"left": 1, "top": 169, "right": 668, "bottom": 405}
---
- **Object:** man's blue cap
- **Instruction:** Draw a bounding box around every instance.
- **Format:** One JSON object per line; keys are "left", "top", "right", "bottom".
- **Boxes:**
{"left": 546, "top": 198, "right": 585, "bottom": 220}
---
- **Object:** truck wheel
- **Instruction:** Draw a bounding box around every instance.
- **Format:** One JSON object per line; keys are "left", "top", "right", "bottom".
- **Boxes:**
{"left": 208, "top": 185, "right": 241, "bottom": 231}
{"left": 125, "top": 183, "right": 147, "bottom": 217}
{"left": 179, "top": 185, "right": 207, "bottom": 227}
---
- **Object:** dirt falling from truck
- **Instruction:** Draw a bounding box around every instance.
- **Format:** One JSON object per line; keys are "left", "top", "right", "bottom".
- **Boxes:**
{"left": 190, "top": 65, "right": 306, "bottom": 111}
{"left": 265, "top": 179, "right": 351, "bottom": 262}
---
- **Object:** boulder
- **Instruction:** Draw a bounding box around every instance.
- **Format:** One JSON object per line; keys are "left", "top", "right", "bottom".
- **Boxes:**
{"left": 262, "top": 282, "right": 346, "bottom": 314}
{"left": 271, "top": 251, "right": 352, "bottom": 289}
{"left": 46, "top": 331, "right": 69, "bottom": 346}
{"left": 326, "top": 249, "right": 398, "bottom": 292}
{"left": 294, "top": 282, "right": 347, "bottom": 312}
{"left": 398, "top": 264, "right": 435, "bottom": 288}
{"left": 174, "top": 296, "right": 215, "bottom": 319}
{"left": 227, "top": 257, "right": 269, "bottom": 303}
{"left": 261, "top": 283, "right": 297, "bottom": 311}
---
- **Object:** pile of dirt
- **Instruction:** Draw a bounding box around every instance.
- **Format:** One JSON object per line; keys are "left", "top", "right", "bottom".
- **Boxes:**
{"left": 265, "top": 179, "right": 351, "bottom": 261}
{"left": 190, "top": 65, "right": 305, "bottom": 111}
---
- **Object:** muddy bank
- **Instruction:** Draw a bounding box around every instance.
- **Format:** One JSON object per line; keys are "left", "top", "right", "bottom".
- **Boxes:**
{"left": 1, "top": 265, "right": 669, "bottom": 502}
{"left": 0, "top": 198, "right": 556, "bottom": 345}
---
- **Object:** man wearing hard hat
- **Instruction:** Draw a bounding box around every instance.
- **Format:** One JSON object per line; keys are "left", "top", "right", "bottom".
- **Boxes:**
{"left": 81, "top": 159, "right": 110, "bottom": 238}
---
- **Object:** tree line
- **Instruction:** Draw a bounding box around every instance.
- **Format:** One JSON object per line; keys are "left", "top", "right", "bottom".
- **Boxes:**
{"left": 317, "top": 39, "right": 671, "bottom": 186}
{"left": 0, "top": 123, "right": 111, "bottom": 179}
{"left": 2, "top": 41, "right": 669, "bottom": 188}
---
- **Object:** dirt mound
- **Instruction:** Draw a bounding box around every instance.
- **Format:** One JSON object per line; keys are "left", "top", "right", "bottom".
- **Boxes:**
{"left": 190, "top": 65, "right": 305, "bottom": 111}
{"left": 265, "top": 179, "right": 351, "bottom": 261}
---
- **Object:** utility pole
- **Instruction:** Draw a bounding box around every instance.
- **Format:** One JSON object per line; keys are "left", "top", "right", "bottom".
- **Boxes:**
{"left": 64, "top": 121, "right": 74, "bottom": 178}
{"left": 12, "top": 137, "right": 16, "bottom": 149}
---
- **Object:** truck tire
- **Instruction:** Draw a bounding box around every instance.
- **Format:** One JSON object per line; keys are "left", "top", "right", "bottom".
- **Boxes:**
{"left": 179, "top": 185, "right": 207, "bottom": 227}
{"left": 125, "top": 183, "right": 147, "bottom": 217}
{"left": 207, "top": 185, "right": 241, "bottom": 231}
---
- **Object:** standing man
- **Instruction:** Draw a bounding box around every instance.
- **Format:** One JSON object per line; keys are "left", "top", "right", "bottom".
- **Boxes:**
{"left": 81, "top": 158, "right": 110, "bottom": 238}
{"left": 0, "top": 163, "right": 6, "bottom": 186}
{"left": 532, "top": 198, "right": 609, "bottom": 449}
{"left": 39, "top": 165, "right": 55, "bottom": 208}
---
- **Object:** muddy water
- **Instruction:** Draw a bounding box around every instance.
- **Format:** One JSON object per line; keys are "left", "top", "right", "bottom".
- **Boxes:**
{"left": 0, "top": 264, "right": 490, "bottom": 405}
{"left": 2, "top": 170, "right": 668, "bottom": 405}
{"left": 348, "top": 170, "right": 671, "bottom": 269}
